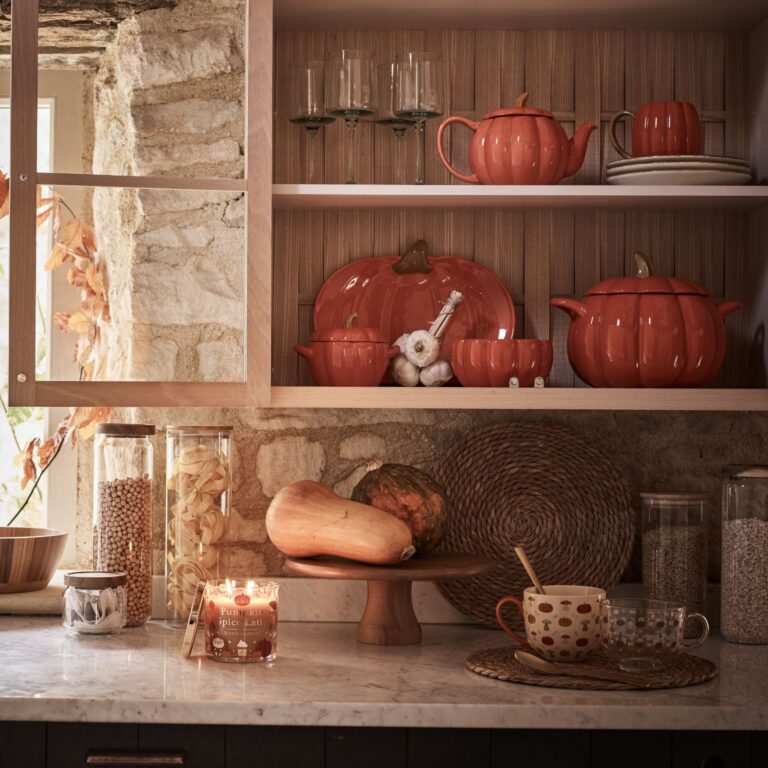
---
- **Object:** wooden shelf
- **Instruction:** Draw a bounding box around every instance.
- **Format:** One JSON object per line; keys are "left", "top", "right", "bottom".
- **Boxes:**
{"left": 272, "top": 184, "right": 768, "bottom": 211}
{"left": 274, "top": 0, "right": 768, "bottom": 31}
{"left": 269, "top": 387, "right": 768, "bottom": 411}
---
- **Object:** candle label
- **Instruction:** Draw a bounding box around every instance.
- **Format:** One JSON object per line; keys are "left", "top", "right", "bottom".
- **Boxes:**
{"left": 205, "top": 593, "right": 278, "bottom": 662}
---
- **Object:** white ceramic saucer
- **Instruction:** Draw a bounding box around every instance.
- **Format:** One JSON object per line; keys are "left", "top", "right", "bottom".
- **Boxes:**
{"left": 608, "top": 154, "right": 750, "bottom": 169}
{"left": 607, "top": 168, "right": 752, "bottom": 185}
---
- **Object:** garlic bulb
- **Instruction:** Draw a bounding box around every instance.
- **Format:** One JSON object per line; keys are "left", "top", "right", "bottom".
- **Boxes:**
{"left": 391, "top": 354, "right": 420, "bottom": 387}
{"left": 404, "top": 330, "right": 440, "bottom": 368}
{"left": 394, "top": 333, "right": 410, "bottom": 354}
{"left": 420, "top": 359, "right": 454, "bottom": 387}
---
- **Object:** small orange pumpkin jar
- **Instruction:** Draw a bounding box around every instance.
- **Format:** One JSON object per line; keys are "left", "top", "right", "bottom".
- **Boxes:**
{"left": 295, "top": 314, "right": 399, "bottom": 387}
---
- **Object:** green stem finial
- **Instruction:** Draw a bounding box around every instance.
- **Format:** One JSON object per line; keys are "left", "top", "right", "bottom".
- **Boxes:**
{"left": 633, "top": 251, "right": 655, "bottom": 278}
{"left": 393, "top": 240, "right": 433, "bottom": 275}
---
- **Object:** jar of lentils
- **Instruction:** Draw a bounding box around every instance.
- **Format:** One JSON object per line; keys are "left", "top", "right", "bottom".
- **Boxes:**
{"left": 93, "top": 423, "right": 155, "bottom": 626}
{"left": 641, "top": 493, "right": 707, "bottom": 625}
{"left": 722, "top": 466, "right": 768, "bottom": 644}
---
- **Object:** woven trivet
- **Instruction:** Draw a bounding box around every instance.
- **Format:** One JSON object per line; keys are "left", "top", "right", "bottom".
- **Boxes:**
{"left": 433, "top": 423, "right": 634, "bottom": 629}
{"left": 466, "top": 646, "right": 717, "bottom": 690}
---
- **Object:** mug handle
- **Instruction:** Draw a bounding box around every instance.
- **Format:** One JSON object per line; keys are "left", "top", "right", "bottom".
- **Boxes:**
{"left": 609, "top": 110, "right": 635, "bottom": 159}
{"left": 437, "top": 117, "right": 480, "bottom": 184}
{"left": 495, "top": 596, "right": 529, "bottom": 645}
{"left": 682, "top": 613, "right": 710, "bottom": 650}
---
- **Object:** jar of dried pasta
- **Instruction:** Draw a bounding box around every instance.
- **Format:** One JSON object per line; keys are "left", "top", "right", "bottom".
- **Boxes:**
{"left": 93, "top": 423, "right": 155, "bottom": 627}
{"left": 166, "top": 426, "right": 233, "bottom": 620}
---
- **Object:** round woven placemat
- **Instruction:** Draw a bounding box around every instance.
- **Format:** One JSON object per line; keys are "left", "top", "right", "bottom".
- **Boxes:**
{"left": 433, "top": 423, "right": 634, "bottom": 629}
{"left": 466, "top": 645, "right": 717, "bottom": 690}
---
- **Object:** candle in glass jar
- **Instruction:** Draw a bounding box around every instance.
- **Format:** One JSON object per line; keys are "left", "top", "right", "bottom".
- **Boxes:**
{"left": 204, "top": 579, "right": 279, "bottom": 662}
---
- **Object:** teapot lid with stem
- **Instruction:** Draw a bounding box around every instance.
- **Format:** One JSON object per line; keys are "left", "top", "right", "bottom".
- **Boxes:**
{"left": 586, "top": 252, "right": 709, "bottom": 296}
{"left": 482, "top": 92, "right": 556, "bottom": 120}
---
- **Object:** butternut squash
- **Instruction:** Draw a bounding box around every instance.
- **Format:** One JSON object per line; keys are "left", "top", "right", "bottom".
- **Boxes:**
{"left": 266, "top": 481, "right": 415, "bottom": 565}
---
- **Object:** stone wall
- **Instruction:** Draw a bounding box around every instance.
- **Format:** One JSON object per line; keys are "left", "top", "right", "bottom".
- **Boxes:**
{"left": 76, "top": 406, "right": 768, "bottom": 584}
{"left": 76, "top": 1, "right": 768, "bottom": 591}
{"left": 91, "top": 0, "right": 245, "bottom": 382}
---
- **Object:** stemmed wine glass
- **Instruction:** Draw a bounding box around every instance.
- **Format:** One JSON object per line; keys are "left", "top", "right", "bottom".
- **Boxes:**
{"left": 394, "top": 52, "right": 444, "bottom": 185}
{"left": 289, "top": 61, "right": 334, "bottom": 183}
{"left": 325, "top": 49, "right": 377, "bottom": 184}
{"left": 375, "top": 63, "right": 414, "bottom": 184}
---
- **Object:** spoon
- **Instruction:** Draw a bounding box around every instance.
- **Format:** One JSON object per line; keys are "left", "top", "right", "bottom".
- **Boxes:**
{"left": 514, "top": 649, "right": 653, "bottom": 688}
{"left": 514, "top": 546, "right": 546, "bottom": 594}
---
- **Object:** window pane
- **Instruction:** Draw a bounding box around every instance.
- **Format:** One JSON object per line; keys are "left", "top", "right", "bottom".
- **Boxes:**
{"left": 37, "top": 5, "right": 246, "bottom": 179}
{"left": 0, "top": 103, "right": 53, "bottom": 528}
{"left": 36, "top": 185, "right": 246, "bottom": 383}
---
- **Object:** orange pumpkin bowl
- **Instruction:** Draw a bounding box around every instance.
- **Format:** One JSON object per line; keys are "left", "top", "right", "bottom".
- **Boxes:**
{"left": 452, "top": 340, "right": 553, "bottom": 387}
{"left": 0, "top": 527, "right": 68, "bottom": 594}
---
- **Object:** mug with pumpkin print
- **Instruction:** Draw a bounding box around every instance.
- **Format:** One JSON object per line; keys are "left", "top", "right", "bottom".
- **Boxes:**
{"left": 496, "top": 585, "right": 606, "bottom": 662}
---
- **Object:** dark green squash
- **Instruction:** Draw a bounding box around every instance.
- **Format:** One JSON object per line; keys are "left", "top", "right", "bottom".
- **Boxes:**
{"left": 351, "top": 463, "right": 450, "bottom": 555}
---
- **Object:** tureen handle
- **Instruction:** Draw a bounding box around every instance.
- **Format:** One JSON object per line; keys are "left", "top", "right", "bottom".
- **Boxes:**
{"left": 393, "top": 240, "right": 433, "bottom": 275}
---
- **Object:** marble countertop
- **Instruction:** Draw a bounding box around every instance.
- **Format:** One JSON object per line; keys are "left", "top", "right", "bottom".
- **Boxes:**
{"left": 0, "top": 617, "right": 766, "bottom": 730}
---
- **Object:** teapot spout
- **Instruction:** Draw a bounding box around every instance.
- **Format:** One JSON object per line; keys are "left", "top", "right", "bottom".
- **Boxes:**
{"left": 550, "top": 297, "right": 589, "bottom": 320}
{"left": 564, "top": 122, "right": 598, "bottom": 178}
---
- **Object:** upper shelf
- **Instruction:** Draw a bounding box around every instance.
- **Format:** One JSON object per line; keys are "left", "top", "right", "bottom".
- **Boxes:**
{"left": 273, "top": 184, "right": 768, "bottom": 211}
{"left": 273, "top": 0, "right": 768, "bottom": 30}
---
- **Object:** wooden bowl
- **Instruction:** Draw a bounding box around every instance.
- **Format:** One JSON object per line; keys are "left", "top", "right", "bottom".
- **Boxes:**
{"left": 0, "top": 527, "right": 68, "bottom": 594}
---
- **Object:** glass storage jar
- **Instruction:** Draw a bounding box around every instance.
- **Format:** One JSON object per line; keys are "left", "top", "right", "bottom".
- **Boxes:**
{"left": 641, "top": 493, "right": 707, "bottom": 619}
{"left": 722, "top": 466, "right": 768, "bottom": 644}
{"left": 166, "top": 426, "right": 232, "bottom": 619}
{"left": 93, "top": 423, "right": 155, "bottom": 627}
{"left": 63, "top": 571, "right": 127, "bottom": 635}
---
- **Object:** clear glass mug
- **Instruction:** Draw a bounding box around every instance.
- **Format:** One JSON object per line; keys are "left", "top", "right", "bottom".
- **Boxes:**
{"left": 600, "top": 598, "right": 709, "bottom": 673}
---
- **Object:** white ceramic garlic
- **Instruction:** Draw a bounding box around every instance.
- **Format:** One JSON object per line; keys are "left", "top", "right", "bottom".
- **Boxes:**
{"left": 391, "top": 354, "right": 420, "bottom": 386}
{"left": 404, "top": 330, "right": 440, "bottom": 368}
{"left": 420, "top": 359, "right": 454, "bottom": 387}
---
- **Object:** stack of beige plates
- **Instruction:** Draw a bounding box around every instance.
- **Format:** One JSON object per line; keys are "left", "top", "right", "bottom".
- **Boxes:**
{"left": 606, "top": 154, "right": 751, "bottom": 185}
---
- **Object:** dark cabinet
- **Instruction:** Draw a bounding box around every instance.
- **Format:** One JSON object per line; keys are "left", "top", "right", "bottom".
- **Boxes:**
{"left": 139, "top": 725, "right": 225, "bottom": 768}
{"left": 0, "top": 723, "right": 45, "bottom": 768}
{"left": 327, "top": 727, "right": 407, "bottom": 768}
{"left": 408, "top": 728, "right": 490, "bottom": 768}
{"left": 0, "top": 721, "right": 765, "bottom": 767}
{"left": 47, "top": 723, "right": 137, "bottom": 768}
{"left": 228, "top": 725, "right": 324, "bottom": 768}
{"left": 672, "top": 732, "right": 751, "bottom": 768}
{"left": 492, "top": 729, "right": 589, "bottom": 768}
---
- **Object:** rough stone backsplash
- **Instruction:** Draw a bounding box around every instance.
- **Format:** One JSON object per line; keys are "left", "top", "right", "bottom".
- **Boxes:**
{"left": 75, "top": 408, "right": 768, "bottom": 583}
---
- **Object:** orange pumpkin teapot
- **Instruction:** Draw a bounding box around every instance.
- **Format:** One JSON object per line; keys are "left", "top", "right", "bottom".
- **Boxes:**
{"left": 437, "top": 92, "right": 596, "bottom": 185}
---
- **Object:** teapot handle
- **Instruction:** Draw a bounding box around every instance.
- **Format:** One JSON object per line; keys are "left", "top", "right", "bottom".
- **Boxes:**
{"left": 609, "top": 110, "right": 635, "bottom": 159}
{"left": 437, "top": 117, "right": 480, "bottom": 184}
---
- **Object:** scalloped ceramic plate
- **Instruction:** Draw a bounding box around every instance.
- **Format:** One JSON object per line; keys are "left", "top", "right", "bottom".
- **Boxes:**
{"left": 314, "top": 252, "right": 516, "bottom": 363}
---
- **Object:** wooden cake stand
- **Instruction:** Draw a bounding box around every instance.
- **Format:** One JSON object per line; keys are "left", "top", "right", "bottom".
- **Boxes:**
{"left": 284, "top": 552, "right": 495, "bottom": 645}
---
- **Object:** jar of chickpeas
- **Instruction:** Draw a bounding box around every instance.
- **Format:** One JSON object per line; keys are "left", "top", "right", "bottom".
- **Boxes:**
{"left": 93, "top": 424, "right": 155, "bottom": 627}
{"left": 165, "top": 426, "right": 232, "bottom": 620}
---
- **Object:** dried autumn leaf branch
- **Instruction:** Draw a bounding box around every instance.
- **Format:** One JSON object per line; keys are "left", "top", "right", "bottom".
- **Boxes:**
{"left": 0, "top": 170, "right": 112, "bottom": 525}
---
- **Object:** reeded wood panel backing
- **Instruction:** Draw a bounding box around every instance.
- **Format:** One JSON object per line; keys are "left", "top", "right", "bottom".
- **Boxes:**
{"left": 272, "top": 30, "right": 752, "bottom": 388}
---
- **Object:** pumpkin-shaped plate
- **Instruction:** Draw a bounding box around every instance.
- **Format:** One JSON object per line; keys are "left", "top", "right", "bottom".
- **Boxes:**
{"left": 314, "top": 241, "right": 516, "bottom": 362}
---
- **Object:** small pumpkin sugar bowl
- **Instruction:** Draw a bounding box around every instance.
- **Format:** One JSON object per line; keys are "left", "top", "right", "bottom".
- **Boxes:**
{"left": 295, "top": 313, "right": 399, "bottom": 387}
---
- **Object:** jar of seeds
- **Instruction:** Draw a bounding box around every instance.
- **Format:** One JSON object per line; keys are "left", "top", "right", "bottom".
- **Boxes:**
{"left": 641, "top": 493, "right": 707, "bottom": 623}
{"left": 722, "top": 466, "right": 768, "bottom": 644}
{"left": 93, "top": 423, "right": 155, "bottom": 627}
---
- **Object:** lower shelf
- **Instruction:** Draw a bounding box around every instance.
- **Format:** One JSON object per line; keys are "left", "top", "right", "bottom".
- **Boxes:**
{"left": 270, "top": 386, "right": 768, "bottom": 411}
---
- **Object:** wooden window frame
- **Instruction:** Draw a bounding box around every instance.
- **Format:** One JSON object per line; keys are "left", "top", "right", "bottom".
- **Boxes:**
{"left": 8, "top": 0, "right": 272, "bottom": 407}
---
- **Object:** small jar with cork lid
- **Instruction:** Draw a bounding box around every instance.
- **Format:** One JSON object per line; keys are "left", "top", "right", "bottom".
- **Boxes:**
{"left": 93, "top": 423, "right": 155, "bottom": 627}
